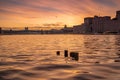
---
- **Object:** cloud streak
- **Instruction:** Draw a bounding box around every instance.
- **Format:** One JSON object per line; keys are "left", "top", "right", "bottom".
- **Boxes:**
{"left": 93, "top": 0, "right": 117, "bottom": 7}
{"left": 0, "top": 0, "right": 120, "bottom": 27}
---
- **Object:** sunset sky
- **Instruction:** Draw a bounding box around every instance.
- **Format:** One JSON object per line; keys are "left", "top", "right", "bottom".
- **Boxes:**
{"left": 0, "top": 0, "right": 120, "bottom": 28}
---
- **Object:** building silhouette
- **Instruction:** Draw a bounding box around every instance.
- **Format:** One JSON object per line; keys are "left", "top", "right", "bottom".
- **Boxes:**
{"left": 0, "top": 27, "right": 1, "bottom": 33}
{"left": 61, "top": 25, "right": 73, "bottom": 33}
{"left": 0, "top": 27, "right": 2, "bottom": 34}
{"left": 25, "top": 27, "right": 28, "bottom": 31}
{"left": 1, "top": 10, "right": 120, "bottom": 35}
{"left": 73, "top": 10, "right": 120, "bottom": 34}
{"left": 116, "top": 11, "right": 120, "bottom": 20}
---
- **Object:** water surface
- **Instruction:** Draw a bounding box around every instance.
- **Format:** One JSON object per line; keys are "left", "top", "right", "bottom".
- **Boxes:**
{"left": 0, "top": 35, "right": 120, "bottom": 80}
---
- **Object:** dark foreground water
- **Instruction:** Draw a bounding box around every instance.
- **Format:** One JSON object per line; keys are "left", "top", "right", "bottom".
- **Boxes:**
{"left": 0, "top": 35, "right": 120, "bottom": 80}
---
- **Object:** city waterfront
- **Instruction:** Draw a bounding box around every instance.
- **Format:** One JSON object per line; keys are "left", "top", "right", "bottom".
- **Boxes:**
{"left": 1, "top": 10, "right": 120, "bottom": 35}
{"left": 0, "top": 35, "right": 120, "bottom": 80}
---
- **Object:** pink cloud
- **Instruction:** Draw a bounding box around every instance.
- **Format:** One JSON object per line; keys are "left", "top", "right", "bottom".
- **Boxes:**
{"left": 0, "top": 0, "right": 120, "bottom": 27}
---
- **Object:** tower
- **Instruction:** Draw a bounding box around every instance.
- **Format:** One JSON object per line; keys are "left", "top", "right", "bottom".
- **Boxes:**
{"left": 64, "top": 25, "right": 67, "bottom": 28}
{"left": 116, "top": 11, "right": 120, "bottom": 20}
{"left": 0, "top": 27, "right": 2, "bottom": 34}
{"left": 25, "top": 27, "right": 28, "bottom": 31}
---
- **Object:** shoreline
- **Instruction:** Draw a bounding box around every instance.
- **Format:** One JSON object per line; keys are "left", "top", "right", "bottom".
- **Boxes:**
{"left": 0, "top": 33, "right": 120, "bottom": 35}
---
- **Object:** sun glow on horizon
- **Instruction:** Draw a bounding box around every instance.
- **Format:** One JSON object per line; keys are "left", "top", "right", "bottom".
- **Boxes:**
{"left": 0, "top": 0, "right": 120, "bottom": 28}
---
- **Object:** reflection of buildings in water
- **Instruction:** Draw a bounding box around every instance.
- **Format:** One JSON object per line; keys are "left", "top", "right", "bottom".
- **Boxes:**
{"left": 61, "top": 35, "right": 85, "bottom": 52}
{"left": 115, "top": 36, "right": 120, "bottom": 46}
{"left": 114, "top": 36, "right": 120, "bottom": 62}
{"left": 83, "top": 35, "right": 117, "bottom": 56}
{"left": 114, "top": 36, "right": 120, "bottom": 55}
{"left": 83, "top": 36, "right": 97, "bottom": 54}
{"left": 82, "top": 35, "right": 119, "bottom": 63}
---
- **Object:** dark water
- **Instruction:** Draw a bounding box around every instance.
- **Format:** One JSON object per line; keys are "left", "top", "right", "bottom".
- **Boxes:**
{"left": 0, "top": 35, "right": 120, "bottom": 80}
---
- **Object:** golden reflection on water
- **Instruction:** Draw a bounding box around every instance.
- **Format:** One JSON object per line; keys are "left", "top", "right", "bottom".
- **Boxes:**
{"left": 0, "top": 35, "right": 120, "bottom": 80}
{"left": 0, "top": 35, "right": 119, "bottom": 64}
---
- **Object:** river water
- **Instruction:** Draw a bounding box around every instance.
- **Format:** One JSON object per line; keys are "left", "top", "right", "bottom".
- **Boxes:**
{"left": 0, "top": 35, "right": 120, "bottom": 80}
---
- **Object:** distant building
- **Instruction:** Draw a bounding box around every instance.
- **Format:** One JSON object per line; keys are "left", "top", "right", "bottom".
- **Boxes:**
{"left": 61, "top": 25, "right": 73, "bottom": 33}
{"left": 92, "top": 16, "right": 111, "bottom": 33}
{"left": 73, "top": 10, "right": 120, "bottom": 34}
{"left": 116, "top": 11, "right": 120, "bottom": 20}
{"left": 64, "top": 25, "right": 67, "bottom": 28}
{"left": 1, "top": 11, "right": 120, "bottom": 35}
{"left": 73, "top": 24, "right": 85, "bottom": 34}
{"left": 25, "top": 27, "right": 28, "bottom": 31}
{"left": 84, "top": 17, "right": 93, "bottom": 33}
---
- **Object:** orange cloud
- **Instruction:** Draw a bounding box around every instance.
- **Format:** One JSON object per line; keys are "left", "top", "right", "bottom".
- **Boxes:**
{"left": 0, "top": 0, "right": 120, "bottom": 27}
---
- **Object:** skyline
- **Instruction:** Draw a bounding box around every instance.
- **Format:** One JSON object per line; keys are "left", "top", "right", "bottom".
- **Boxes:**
{"left": 0, "top": 0, "right": 120, "bottom": 27}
